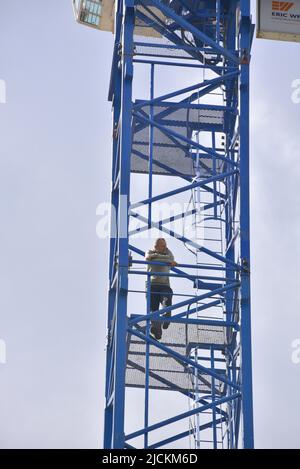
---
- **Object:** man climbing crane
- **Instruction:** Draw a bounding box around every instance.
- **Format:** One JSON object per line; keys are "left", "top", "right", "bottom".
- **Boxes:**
{"left": 145, "top": 238, "right": 177, "bottom": 340}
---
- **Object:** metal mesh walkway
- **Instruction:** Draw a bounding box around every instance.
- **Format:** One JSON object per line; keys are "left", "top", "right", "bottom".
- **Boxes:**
{"left": 131, "top": 102, "right": 225, "bottom": 178}
{"left": 126, "top": 317, "right": 227, "bottom": 395}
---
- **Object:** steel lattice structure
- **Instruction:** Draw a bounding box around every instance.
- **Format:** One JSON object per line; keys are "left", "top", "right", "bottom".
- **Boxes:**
{"left": 102, "top": 0, "right": 255, "bottom": 449}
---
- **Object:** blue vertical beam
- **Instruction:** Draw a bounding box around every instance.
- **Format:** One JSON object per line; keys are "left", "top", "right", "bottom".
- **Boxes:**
{"left": 225, "top": 0, "right": 237, "bottom": 335}
{"left": 224, "top": 11, "right": 239, "bottom": 444}
{"left": 148, "top": 64, "right": 154, "bottom": 228}
{"left": 239, "top": 0, "right": 254, "bottom": 449}
{"left": 103, "top": 1, "right": 123, "bottom": 449}
{"left": 216, "top": 0, "right": 221, "bottom": 44}
{"left": 144, "top": 64, "right": 155, "bottom": 448}
{"left": 144, "top": 273, "right": 151, "bottom": 448}
{"left": 232, "top": 351, "right": 240, "bottom": 448}
{"left": 111, "top": 0, "right": 135, "bottom": 449}
{"left": 211, "top": 131, "right": 217, "bottom": 218}
{"left": 210, "top": 346, "right": 217, "bottom": 449}
{"left": 228, "top": 359, "right": 235, "bottom": 449}
{"left": 234, "top": 370, "right": 242, "bottom": 448}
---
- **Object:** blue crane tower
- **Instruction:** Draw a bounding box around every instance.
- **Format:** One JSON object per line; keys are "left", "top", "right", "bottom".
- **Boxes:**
{"left": 73, "top": 0, "right": 255, "bottom": 449}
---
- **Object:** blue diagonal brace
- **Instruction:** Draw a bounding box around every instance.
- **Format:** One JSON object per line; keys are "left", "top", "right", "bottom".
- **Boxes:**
{"left": 125, "top": 392, "right": 241, "bottom": 440}
{"left": 130, "top": 170, "right": 237, "bottom": 209}
{"left": 129, "top": 282, "right": 240, "bottom": 326}
{"left": 144, "top": 0, "right": 239, "bottom": 64}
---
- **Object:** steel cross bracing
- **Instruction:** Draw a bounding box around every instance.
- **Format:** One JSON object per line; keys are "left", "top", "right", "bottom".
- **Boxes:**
{"left": 104, "top": 0, "right": 254, "bottom": 449}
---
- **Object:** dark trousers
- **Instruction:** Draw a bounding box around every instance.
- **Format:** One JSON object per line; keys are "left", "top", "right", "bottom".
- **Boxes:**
{"left": 150, "top": 284, "right": 173, "bottom": 313}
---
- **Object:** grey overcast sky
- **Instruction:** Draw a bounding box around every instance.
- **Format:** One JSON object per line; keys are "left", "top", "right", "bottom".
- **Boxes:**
{"left": 0, "top": 0, "right": 300, "bottom": 449}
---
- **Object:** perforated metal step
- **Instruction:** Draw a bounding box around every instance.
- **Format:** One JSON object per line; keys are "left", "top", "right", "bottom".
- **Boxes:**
{"left": 131, "top": 102, "right": 225, "bottom": 178}
{"left": 126, "top": 317, "right": 227, "bottom": 394}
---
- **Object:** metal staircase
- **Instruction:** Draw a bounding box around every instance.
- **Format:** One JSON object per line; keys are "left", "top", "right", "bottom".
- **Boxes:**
{"left": 104, "top": 0, "right": 254, "bottom": 449}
